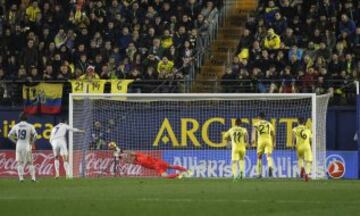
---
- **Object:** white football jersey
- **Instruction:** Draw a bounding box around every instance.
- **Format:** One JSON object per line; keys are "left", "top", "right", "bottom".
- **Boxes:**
{"left": 8, "top": 121, "right": 37, "bottom": 147}
{"left": 50, "top": 123, "right": 80, "bottom": 143}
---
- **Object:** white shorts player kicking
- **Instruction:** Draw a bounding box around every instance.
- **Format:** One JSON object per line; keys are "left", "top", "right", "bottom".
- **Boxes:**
{"left": 50, "top": 120, "right": 84, "bottom": 178}
{"left": 8, "top": 113, "right": 38, "bottom": 182}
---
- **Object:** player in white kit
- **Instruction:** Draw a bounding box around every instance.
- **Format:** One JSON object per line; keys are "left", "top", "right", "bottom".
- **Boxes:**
{"left": 8, "top": 113, "right": 38, "bottom": 182}
{"left": 50, "top": 120, "right": 84, "bottom": 178}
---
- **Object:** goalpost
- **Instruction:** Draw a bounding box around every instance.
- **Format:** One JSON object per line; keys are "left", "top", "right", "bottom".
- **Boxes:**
{"left": 68, "top": 93, "right": 331, "bottom": 179}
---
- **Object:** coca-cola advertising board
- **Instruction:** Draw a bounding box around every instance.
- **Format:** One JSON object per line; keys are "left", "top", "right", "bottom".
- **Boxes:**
{"left": 75, "top": 150, "right": 161, "bottom": 177}
{"left": 0, "top": 151, "right": 61, "bottom": 176}
{"left": 0, "top": 150, "right": 161, "bottom": 177}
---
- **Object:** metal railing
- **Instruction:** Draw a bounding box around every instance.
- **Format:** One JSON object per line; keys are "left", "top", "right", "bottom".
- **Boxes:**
{"left": 0, "top": 79, "right": 357, "bottom": 106}
{"left": 221, "top": 0, "right": 236, "bottom": 26}
{"left": 191, "top": 0, "right": 229, "bottom": 80}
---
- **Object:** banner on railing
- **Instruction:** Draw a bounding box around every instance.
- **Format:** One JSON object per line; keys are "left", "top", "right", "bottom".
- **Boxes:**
{"left": 110, "top": 80, "right": 134, "bottom": 94}
{"left": 22, "top": 83, "right": 63, "bottom": 114}
{"left": 70, "top": 79, "right": 134, "bottom": 94}
{"left": 70, "top": 80, "right": 106, "bottom": 94}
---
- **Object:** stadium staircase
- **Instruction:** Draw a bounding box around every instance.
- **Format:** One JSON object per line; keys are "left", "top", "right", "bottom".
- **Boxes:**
{"left": 192, "top": 0, "right": 257, "bottom": 92}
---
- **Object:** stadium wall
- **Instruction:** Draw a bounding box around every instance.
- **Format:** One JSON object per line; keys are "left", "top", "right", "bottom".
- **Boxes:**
{"left": 0, "top": 106, "right": 357, "bottom": 179}
{"left": 0, "top": 107, "right": 356, "bottom": 150}
{"left": 0, "top": 150, "right": 356, "bottom": 179}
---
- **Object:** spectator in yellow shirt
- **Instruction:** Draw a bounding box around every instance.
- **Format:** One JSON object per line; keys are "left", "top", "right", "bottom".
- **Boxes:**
{"left": 79, "top": 66, "right": 100, "bottom": 81}
{"left": 161, "top": 29, "right": 174, "bottom": 49}
{"left": 263, "top": 28, "right": 281, "bottom": 50}
{"left": 157, "top": 56, "right": 174, "bottom": 77}
{"left": 54, "top": 28, "right": 68, "bottom": 48}
{"left": 26, "top": 1, "right": 41, "bottom": 23}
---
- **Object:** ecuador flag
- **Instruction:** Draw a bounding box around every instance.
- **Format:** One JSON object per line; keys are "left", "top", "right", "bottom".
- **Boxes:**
{"left": 22, "top": 83, "right": 64, "bottom": 114}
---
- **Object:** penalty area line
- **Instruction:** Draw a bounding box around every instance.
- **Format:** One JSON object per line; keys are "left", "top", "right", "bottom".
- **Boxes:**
{"left": 137, "top": 198, "right": 360, "bottom": 204}
{"left": 1, "top": 196, "right": 359, "bottom": 205}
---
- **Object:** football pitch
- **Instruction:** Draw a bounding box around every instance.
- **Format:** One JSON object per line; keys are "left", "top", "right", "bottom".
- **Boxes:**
{"left": 0, "top": 178, "right": 360, "bottom": 216}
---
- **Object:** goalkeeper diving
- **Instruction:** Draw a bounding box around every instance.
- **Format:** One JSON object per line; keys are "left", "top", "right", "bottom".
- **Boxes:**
{"left": 224, "top": 119, "right": 249, "bottom": 180}
{"left": 292, "top": 117, "right": 312, "bottom": 181}
{"left": 108, "top": 142, "right": 192, "bottom": 178}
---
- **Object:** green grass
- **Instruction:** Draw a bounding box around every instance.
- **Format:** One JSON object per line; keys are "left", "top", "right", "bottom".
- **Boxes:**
{"left": 0, "top": 178, "right": 360, "bottom": 216}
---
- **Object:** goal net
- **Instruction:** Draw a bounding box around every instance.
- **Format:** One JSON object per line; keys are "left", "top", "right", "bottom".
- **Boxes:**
{"left": 69, "top": 93, "right": 330, "bottom": 179}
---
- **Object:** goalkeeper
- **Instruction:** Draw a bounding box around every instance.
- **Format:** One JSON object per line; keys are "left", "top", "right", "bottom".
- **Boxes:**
{"left": 224, "top": 119, "right": 249, "bottom": 180}
{"left": 292, "top": 118, "right": 312, "bottom": 181}
{"left": 108, "top": 142, "right": 192, "bottom": 178}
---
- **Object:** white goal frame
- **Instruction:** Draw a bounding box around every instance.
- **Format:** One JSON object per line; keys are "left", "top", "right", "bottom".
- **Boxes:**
{"left": 68, "top": 93, "right": 326, "bottom": 179}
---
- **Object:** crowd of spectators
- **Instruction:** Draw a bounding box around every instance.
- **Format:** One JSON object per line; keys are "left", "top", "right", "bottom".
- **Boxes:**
{"left": 0, "top": 0, "right": 359, "bottom": 105}
{"left": 222, "top": 0, "right": 359, "bottom": 104}
{"left": 0, "top": 0, "right": 222, "bottom": 97}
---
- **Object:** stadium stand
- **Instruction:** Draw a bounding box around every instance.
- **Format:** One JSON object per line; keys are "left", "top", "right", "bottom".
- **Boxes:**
{"left": 0, "top": 0, "right": 224, "bottom": 103}
{"left": 217, "top": 0, "right": 359, "bottom": 104}
{"left": 0, "top": 0, "right": 358, "bottom": 105}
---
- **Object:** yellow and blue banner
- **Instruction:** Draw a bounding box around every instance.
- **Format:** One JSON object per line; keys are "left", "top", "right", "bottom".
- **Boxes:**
{"left": 70, "top": 79, "right": 134, "bottom": 94}
{"left": 70, "top": 80, "right": 107, "bottom": 94}
{"left": 22, "top": 83, "right": 63, "bottom": 114}
{"left": 110, "top": 79, "right": 134, "bottom": 94}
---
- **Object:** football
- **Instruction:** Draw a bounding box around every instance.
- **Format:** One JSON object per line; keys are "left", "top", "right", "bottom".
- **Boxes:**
{"left": 108, "top": 141, "right": 117, "bottom": 149}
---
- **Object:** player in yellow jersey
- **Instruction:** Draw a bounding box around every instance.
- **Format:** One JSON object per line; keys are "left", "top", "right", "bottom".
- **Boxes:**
{"left": 252, "top": 112, "right": 276, "bottom": 178}
{"left": 224, "top": 119, "right": 249, "bottom": 180}
{"left": 292, "top": 117, "right": 312, "bottom": 182}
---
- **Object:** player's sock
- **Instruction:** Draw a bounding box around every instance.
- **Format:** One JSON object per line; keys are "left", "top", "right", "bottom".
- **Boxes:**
{"left": 54, "top": 159, "right": 60, "bottom": 177}
{"left": 267, "top": 156, "right": 273, "bottom": 169}
{"left": 256, "top": 159, "right": 262, "bottom": 177}
{"left": 17, "top": 164, "right": 24, "bottom": 181}
{"left": 298, "top": 159, "right": 304, "bottom": 170}
{"left": 232, "top": 162, "right": 238, "bottom": 178}
{"left": 300, "top": 167, "right": 305, "bottom": 178}
{"left": 267, "top": 156, "right": 274, "bottom": 177}
{"left": 171, "top": 165, "right": 187, "bottom": 172}
{"left": 304, "top": 174, "right": 309, "bottom": 182}
{"left": 305, "top": 161, "right": 311, "bottom": 175}
{"left": 165, "top": 173, "right": 180, "bottom": 179}
{"left": 239, "top": 160, "right": 245, "bottom": 177}
{"left": 298, "top": 159, "right": 304, "bottom": 177}
{"left": 64, "top": 161, "right": 69, "bottom": 177}
{"left": 29, "top": 165, "right": 36, "bottom": 181}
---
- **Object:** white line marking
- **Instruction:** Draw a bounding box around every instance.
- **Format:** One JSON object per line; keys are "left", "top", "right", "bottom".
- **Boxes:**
{"left": 0, "top": 196, "right": 359, "bottom": 205}
{"left": 136, "top": 198, "right": 360, "bottom": 204}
